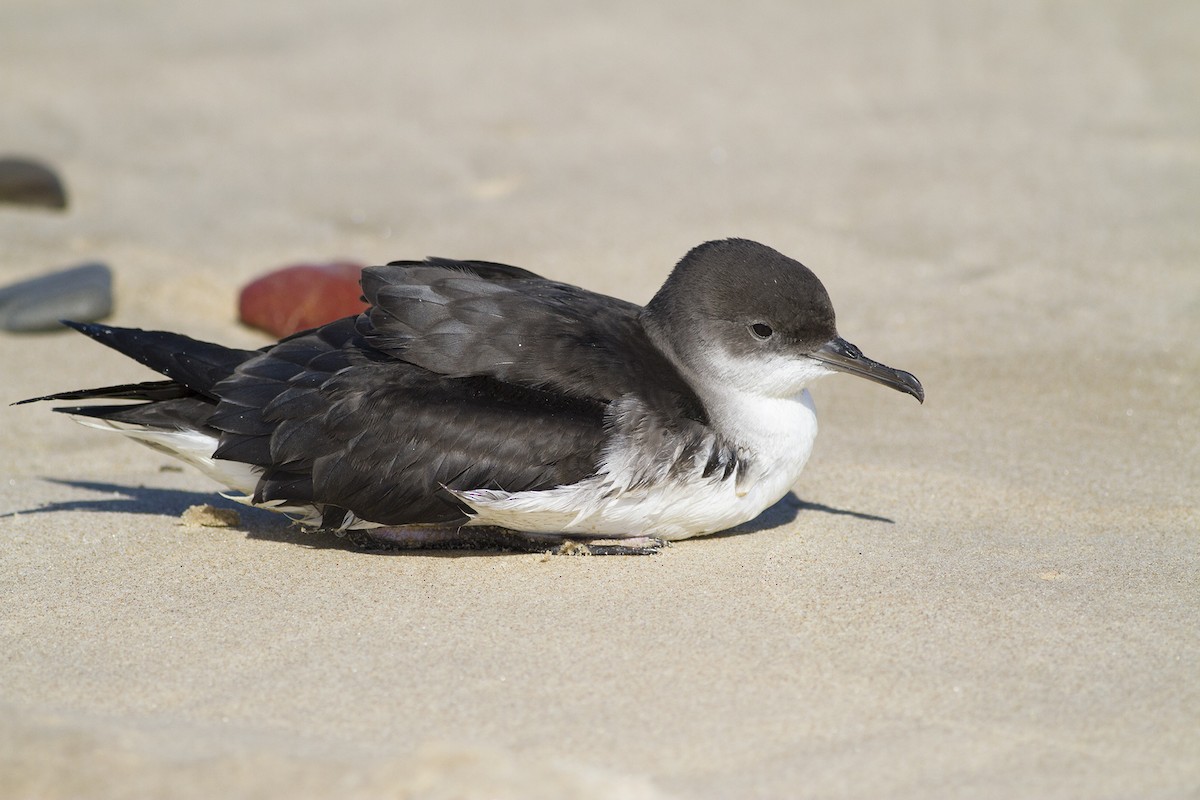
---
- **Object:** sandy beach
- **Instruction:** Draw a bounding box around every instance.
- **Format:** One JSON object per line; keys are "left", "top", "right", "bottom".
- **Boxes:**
{"left": 2, "top": 2, "right": 1197, "bottom": 797}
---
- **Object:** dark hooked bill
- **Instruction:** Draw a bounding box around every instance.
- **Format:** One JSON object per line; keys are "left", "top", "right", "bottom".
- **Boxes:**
{"left": 812, "top": 337, "right": 925, "bottom": 403}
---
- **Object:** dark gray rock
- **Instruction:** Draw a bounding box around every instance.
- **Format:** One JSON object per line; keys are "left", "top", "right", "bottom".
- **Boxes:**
{"left": 0, "top": 157, "right": 68, "bottom": 210}
{"left": 0, "top": 263, "right": 113, "bottom": 332}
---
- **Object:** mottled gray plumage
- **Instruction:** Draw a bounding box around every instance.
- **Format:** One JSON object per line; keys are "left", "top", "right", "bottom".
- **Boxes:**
{"left": 25, "top": 255, "right": 710, "bottom": 530}
{"left": 20, "top": 239, "right": 924, "bottom": 547}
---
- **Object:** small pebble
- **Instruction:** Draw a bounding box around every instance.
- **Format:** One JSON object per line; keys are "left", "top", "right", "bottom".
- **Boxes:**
{"left": 0, "top": 156, "right": 68, "bottom": 209}
{"left": 180, "top": 504, "right": 241, "bottom": 528}
{"left": 0, "top": 262, "right": 113, "bottom": 332}
{"left": 238, "top": 261, "right": 367, "bottom": 337}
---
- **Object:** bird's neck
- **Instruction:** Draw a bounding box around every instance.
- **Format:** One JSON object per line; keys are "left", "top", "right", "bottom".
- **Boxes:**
{"left": 643, "top": 318, "right": 821, "bottom": 483}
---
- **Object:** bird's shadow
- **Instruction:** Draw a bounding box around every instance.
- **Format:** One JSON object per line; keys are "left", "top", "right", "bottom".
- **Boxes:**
{"left": 4, "top": 480, "right": 893, "bottom": 554}
{"left": 719, "top": 490, "right": 893, "bottom": 536}
{"left": 3, "top": 478, "right": 321, "bottom": 547}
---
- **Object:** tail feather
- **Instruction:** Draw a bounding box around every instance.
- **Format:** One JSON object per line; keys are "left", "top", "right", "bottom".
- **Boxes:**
{"left": 60, "top": 321, "right": 259, "bottom": 399}
{"left": 13, "top": 323, "right": 259, "bottom": 430}
{"left": 13, "top": 379, "right": 189, "bottom": 406}
{"left": 49, "top": 395, "right": 218, "bottom": 430}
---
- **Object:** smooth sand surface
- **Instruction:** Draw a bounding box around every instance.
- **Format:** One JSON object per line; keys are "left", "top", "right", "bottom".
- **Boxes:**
{"left": 2, "top": 2, "right": 1197, "bottom": 798}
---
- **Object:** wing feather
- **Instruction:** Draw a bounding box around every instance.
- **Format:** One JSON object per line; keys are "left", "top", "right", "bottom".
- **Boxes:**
{"left": 40, "top": 257, "right": 709, "bottom": 531}
{"left": 357, "top": 260, "right": 706, "bottom": 423}
{"left": 208, "top": 317, "right": 608, "bottom": 526}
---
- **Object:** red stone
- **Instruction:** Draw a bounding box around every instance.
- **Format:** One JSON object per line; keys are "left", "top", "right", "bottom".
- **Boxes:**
{"left": 238, "top": 261, "right": 368, "bottom": 337}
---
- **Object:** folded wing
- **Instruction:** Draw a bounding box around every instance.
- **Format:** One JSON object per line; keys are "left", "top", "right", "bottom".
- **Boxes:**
{"left": 357, "top": 259, "right": 705, "bottom": 422}
{"left": 32, "top": 258, "right": 707, "bottom": 531}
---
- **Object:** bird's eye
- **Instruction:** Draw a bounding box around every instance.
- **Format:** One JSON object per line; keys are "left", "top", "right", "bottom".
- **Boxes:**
{"left": 749, "top": 323, "right": 774, "bottom": 341}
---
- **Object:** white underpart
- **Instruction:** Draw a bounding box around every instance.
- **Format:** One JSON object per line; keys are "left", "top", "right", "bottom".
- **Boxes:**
{"left": 72, "top": 418, "right": 327, "bottom": 525}
{"left": 450, "top": 349, "right": 832, "bottom": 541}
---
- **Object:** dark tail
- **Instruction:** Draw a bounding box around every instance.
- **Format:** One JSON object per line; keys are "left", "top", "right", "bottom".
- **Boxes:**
{"left": 14, "top": 321, "right": 260, "bottom": 407}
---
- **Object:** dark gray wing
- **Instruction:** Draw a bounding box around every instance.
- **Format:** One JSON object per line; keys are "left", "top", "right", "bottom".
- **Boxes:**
{"left": 392, "top": 257, "right": 544, "bottom": 281}
{"left": 356, "top": 260, "right": 706, "bottom": 423}
{"left": 207, "top": 317, "right": 608, "bottom": 527}
{"left": 36, "top": 259, "right": 708, "bottom": 530}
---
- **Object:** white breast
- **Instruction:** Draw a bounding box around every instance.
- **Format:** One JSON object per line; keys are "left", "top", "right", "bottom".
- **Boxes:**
{"left": 450, "top": 388, "right": 819, "bottom": 540}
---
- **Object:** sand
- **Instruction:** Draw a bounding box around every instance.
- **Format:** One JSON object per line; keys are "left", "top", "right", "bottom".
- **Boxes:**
{"left": 2, "top": 2, "right": 1197, "bottom": 798}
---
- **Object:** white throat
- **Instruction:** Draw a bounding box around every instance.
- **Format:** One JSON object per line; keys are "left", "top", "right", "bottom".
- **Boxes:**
{"left": 681, "top": 356, "right": 823, "bottom": 492}
{"left": 651, "top": 332, "right": 830, "bottom": 505}
{"left": 654, "top": 325, "right": 830, "bottom": 453}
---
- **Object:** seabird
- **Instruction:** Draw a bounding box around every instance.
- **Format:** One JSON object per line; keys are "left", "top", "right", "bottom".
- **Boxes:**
{"left": 20, "top": 239, "right": 923, "bottom": 554}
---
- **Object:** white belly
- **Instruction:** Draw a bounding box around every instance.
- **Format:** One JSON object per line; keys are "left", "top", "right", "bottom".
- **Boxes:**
{"left": 451, "top": 390, "right": 820, "bottom": 540}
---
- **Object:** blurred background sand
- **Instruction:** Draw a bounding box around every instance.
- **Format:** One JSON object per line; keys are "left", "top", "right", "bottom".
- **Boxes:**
{"left": 1, "top": 2, "right": 1197, "bottom": 797}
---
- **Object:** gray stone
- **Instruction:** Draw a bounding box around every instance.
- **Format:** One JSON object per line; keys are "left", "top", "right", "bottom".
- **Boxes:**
{"left": 0, "top": 157, "right": 68, "bottom": 210}
{"left": 0, "top": 263, "right": 113, "bottom": 332}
